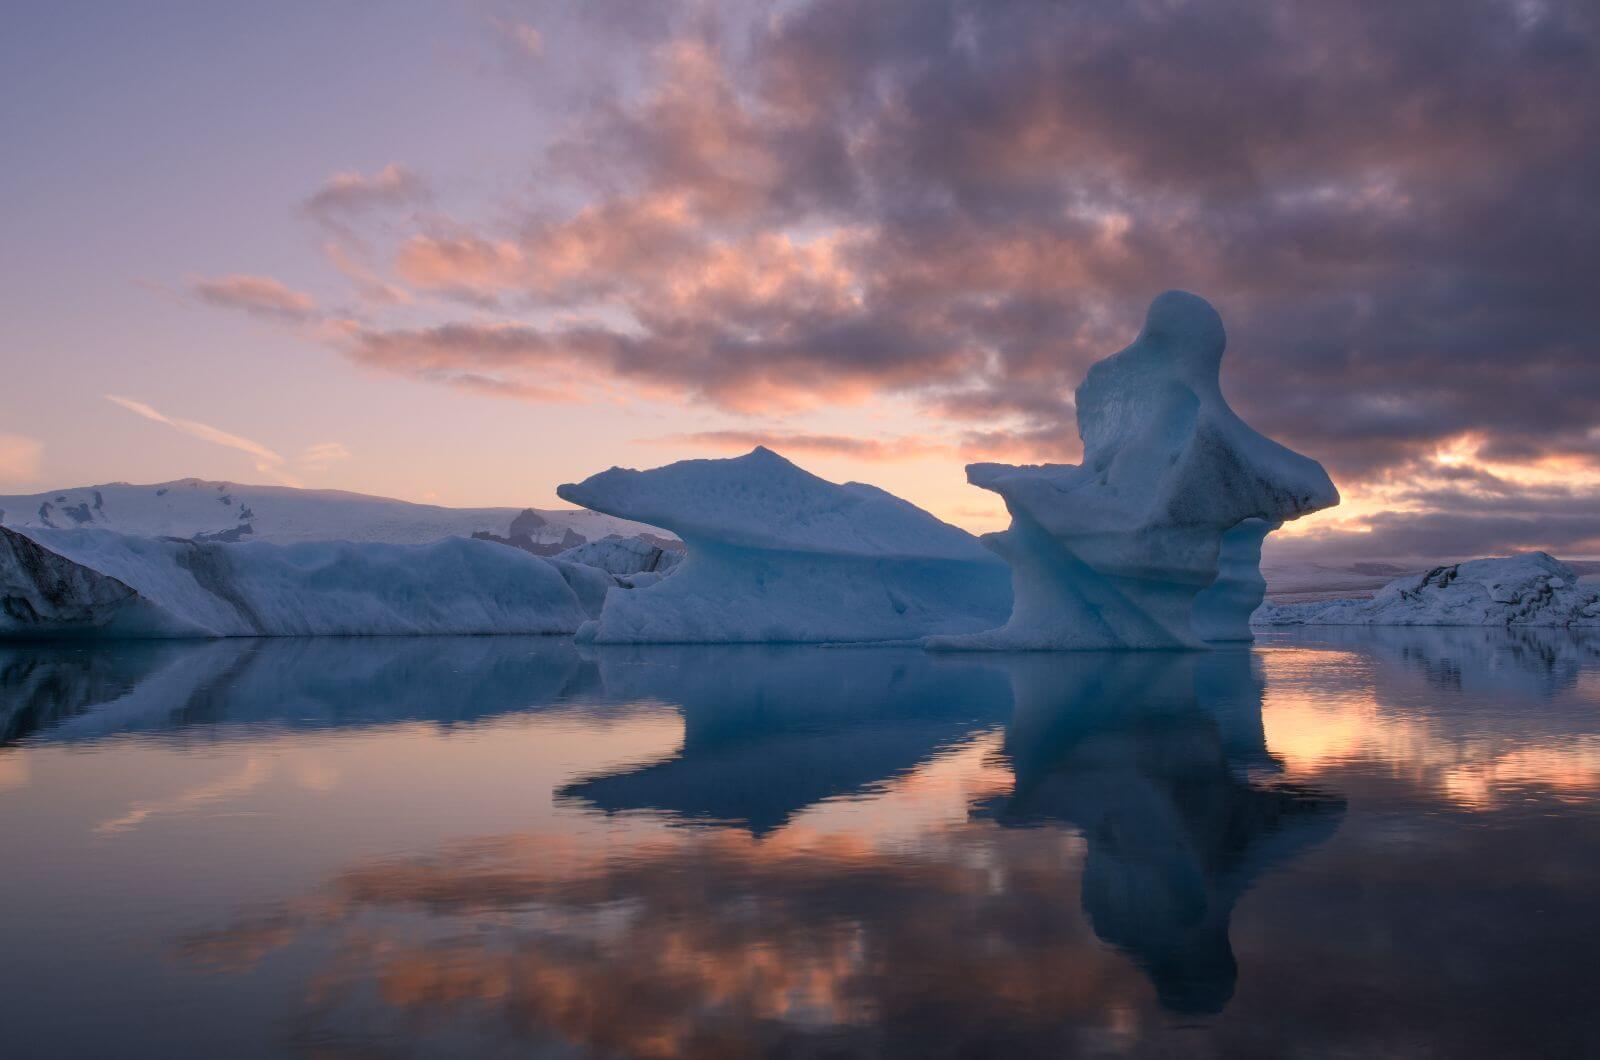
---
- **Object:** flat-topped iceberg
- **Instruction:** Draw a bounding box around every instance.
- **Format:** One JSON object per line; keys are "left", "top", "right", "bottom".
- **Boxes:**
{"left": 1254, "top": 552, "right": 1600, "bottom": 628}
{"left": 0, "top": 525, "right": 599, "bottom": 638}
{"left": 556, "top": 447, "right": 1012, "bottom": 643}
{"left": 930, "top": 292, "right": 1338, "bottom": 651}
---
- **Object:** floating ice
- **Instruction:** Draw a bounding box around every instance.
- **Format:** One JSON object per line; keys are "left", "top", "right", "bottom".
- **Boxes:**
{"left": 1253, "top": 552, "right": 1600, "bottom": 628}
{"left": 930, "top": 291, "right": 1338, "bottom": 650}
{"left": 1192, "top": 518, "right": 1276, "bottom": 642}
{"left": 0, "top": 526, "right": 596, "bottom": 638}
{"left": 556, "top": 447, "right": 1012, "bottom": 643}
{"left": 555, "top": 533, "right": 683, "bottom": 580}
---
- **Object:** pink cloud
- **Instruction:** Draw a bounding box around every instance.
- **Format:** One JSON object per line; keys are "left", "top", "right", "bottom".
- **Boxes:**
{"left": 192, "top": 274, "right": 317, "bottom": 320}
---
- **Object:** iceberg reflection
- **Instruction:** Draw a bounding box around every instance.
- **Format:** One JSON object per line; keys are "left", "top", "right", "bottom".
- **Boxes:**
{"left": 0, "top": 636, "right": 598, "bottom": 744}
{"left": 977, "top": 651, "right": 1343, "bottom": 1012}
{"left": 562, "top": 646, "right": 1011, "bottom": 832}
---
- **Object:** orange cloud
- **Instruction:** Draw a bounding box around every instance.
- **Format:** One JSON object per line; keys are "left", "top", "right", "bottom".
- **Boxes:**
{"left": 654, "top": 429, "right": 952, "bottom": 461}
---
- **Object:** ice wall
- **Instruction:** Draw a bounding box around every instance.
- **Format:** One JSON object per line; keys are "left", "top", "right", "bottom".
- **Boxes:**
{"left": 1, "top": 526, "right": 595, "bottom": 638}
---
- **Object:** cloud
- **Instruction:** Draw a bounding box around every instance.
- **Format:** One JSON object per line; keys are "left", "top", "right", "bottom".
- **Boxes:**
{"left": 322, "top": 242, "right": 411, "bottom": 307}
{"left": 344, "top": 307, "right": 972, "bottom": 413}
{"left": 507, "top": 22, "right": 543, "bottom": 57}
{"left": 303, "top": 163, "right": 428, "bottom": 225}
{"left": 654, "top": 429, "right": 952, "bottom": 462}
{"left": 191, "top": 274, "right": 317, "bottom": 321}
{"left": 1271, "top": 484, "right": 1600, "bottom": 566}
{"left": 0, "top": 433, "right": 44, "bottom": 486}
{"left": 300, "top": 441, "right": 351, "bottom": 471}
{"left": 105, "top": 395, "right": 302, "bottom": 486}
{"left": 223, "top": 0, "right": 1598, "bottom": 559}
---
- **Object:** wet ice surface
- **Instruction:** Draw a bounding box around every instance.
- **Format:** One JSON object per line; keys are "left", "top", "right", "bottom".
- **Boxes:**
{"left": 3, "top": 629, "right": 1600, "bottom": 1058}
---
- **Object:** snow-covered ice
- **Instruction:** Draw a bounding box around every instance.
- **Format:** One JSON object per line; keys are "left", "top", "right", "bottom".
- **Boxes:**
{"left": 556, "top": 534, "right": 683, "bottom": 580}
{"left": 1, "top": 525, "right": 596, "bottom": 638}
{"left": 556, "top": 447, "right": 1012, "bottom": 643}
{"left": 930, "top": 291, "right": 1338, "bottom": 650}
{"left": 1253, "top": 552, "right": 1600, "bottom": 628}
{"left": 0, "top": 479, "right": 658, "bottom": 549}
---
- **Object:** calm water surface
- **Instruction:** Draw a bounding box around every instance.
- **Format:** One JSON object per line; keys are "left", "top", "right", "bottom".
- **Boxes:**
{"left": 3, "top": 629, "right": 1599, "bottom": 1057}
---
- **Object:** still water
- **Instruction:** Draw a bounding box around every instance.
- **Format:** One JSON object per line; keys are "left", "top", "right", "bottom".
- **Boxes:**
{"left": 3, "top": 629, "right": 1599, "bottom": 1057}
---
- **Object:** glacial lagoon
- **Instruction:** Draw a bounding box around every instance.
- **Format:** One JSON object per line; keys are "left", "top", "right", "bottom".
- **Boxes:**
{"left": 3, "top": 629, "right": 1599, "bottom": 1057}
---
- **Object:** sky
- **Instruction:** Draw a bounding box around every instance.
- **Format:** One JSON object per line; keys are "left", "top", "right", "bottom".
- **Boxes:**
{"left": 3, "top": 0, "right": 1598, "bottom": 566}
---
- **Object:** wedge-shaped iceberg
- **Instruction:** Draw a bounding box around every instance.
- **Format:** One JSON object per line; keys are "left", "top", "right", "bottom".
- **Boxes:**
{"left": 0, "top": 525, "right": 597, "bottom": 638}
{"left": 556, "top": 447, "right": 1012, "bottom": 643}
{"left": 1254, "top": 552, "right": 1600, "bottom": 628}
{"left": 931, "top": 291, "right": 1337, "bottom": 650}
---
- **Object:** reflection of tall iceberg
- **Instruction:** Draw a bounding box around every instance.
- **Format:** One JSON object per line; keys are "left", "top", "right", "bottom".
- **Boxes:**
{"left": 932, "top": 292, "right": 1338, "bottom": 650}
{"left": 977, "top": 651, "right": 1345, "bottom": 1012}
{"left": 558, "top": 447, "right": 1012, "bottom": 643}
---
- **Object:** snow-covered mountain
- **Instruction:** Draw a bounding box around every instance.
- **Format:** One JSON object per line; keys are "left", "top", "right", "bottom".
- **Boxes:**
{"left": 1254, "top": 553, "right": 1600, "bottom": 627}
{"left": 0, "top": 479, "right": 665, "bottom": 551}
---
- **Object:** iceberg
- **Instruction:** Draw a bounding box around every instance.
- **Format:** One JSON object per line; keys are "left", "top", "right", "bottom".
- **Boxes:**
{"left": 1253, "top": 552, "right": 1600, "bottom": 628}
{"left": 555, "top": 533, "right": 683, "bottom": 580}
{"left": 1, "top": 525, "right": 597, "bottom": 639}
{"left": 556, "top": 447, "right": 1012, "bottom": 643}
{"left": 930, "top": 291, "right": 1338, "bottom": 650}
{"left": 1191, "top": 518, "right": 1276, "bottom": 642}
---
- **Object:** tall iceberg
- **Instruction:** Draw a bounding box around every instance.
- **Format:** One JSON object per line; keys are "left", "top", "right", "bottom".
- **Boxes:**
{"left": 930, "top": 291, "right": 1338, "bottom": 650}
{"left": 556, "top": 447, "right": 1012, "bottom": 643}
{"left": 1191, "top": 518, "right": 1276, "bottom": 642}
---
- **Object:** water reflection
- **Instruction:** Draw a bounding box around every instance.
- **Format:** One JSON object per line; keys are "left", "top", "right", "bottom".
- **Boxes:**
{"left": 562, "top": 646, "right": 1011, "bottom": 833}
{"left": 1266, "top": 624, "right": 1600, "bottom": 700}
{"left": 4, "top": 629, "right": 1600, "bottom": 1056}
{"left": 1, "top": 637, "right": 598, "bottom": 744}
{"left": 977, "top": 652, "right": 1343, "bottom": 1013}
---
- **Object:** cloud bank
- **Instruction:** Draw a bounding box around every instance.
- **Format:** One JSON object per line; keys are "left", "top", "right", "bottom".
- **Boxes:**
{"left": 206, "top": 0, "right": 1600, "bottom": 561}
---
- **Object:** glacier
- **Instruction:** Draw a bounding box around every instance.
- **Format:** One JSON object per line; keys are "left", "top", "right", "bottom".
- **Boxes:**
{"left": 0, "top": 478, "right": 659, "bottom": 550}
{"left": 556, "top": 447, "right": 1012, "bottom": 643}
{"left": 1253, "top": 552, "right": 1600, "bottom": 628}
{"left": 0, "top": 525, "right": 600, "bottom": 638}
{"left": 929, "top": 291, "right": 1338, "bottom": 651}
